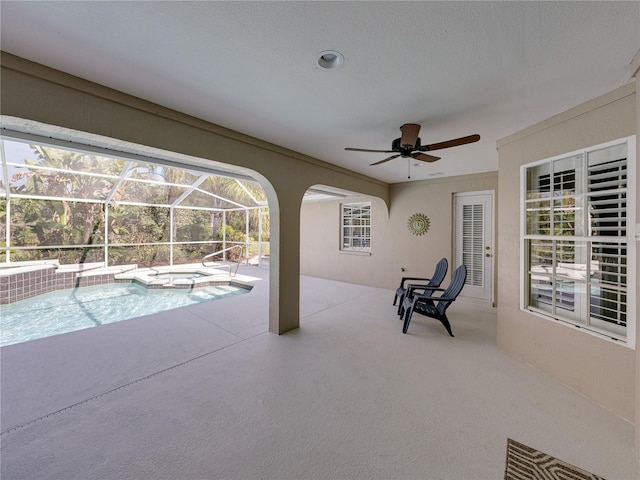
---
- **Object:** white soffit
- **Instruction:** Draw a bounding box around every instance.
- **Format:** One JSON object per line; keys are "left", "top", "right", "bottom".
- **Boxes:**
{"left": 1, "top": 1, "right": 638, "bottom": 183}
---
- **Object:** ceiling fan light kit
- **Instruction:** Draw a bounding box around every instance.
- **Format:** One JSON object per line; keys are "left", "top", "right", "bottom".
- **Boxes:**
{"left": 345, "top": 123, "right": 480, "bottom": 178}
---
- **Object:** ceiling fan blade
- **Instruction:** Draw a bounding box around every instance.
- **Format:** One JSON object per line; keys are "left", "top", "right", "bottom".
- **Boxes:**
{"left": 411, "top": 152, "right": 440, "bottom": 163}
{"left": 400, "top": 123, "right": 421, "bottom": 148}
{"left": 420, "top": 134, "right": 480, "bottom": 152}
{"left": 345, "top": 147, "right": 395, "bottom": 153}
{"left": 370, "top": 154, "right": 401, "bottom": 166}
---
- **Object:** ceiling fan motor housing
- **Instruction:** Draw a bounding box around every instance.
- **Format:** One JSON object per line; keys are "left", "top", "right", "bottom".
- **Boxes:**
{"left": 400, "top": 123, "right": 421, "bottom": 148}
{"left": 392, "top": 137, "right": 422, "bottom": 156}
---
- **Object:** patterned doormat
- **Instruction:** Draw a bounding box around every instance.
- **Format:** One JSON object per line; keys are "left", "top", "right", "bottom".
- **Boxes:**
{"left": 504, "top": 438, "right": 605, "bottom": 480}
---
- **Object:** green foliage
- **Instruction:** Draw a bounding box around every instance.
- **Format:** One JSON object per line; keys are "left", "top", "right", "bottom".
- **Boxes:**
{"left": 175, "top": 209, "right": 216, "bottom": 242}
{"left": 4, "top": 142, "right": 270, "bottom": 266}
{"left": 10, "top": 198, "right": 105, "bottom": 247}
{"left": 220, "top": 224, "right": 249, "bottom": 243}
{"left": 108, "top": 205, "right": 170, "bottom": 243}
{"left": 0, "top": 201, "right": 6, "bottom": 243}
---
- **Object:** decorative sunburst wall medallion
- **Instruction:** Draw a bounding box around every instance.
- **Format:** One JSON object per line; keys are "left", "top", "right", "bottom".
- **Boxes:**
{"left": 407, "top": 213, "right": 430, "bottom": 236}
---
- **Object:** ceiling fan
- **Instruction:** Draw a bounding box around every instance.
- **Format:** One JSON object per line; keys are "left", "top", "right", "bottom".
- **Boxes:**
{"left": 345, "top": 123, "right": 480, "bottom": 177}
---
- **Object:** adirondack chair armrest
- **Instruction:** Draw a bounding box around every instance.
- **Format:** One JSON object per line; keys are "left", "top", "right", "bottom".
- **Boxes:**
{"left": 399, "top": 276, "right": 432, "bottom": 288}
{"left": 406, "top": 283, "right": 434, "bottom": 294}
{"left": 414, "top": 294, "right": 456, "bottom": 303}
{"left": 416, "top": 287, "right": 446, "bottom": 295}
{"left": 411, "top": 288, "right": 448, "bottom": 303}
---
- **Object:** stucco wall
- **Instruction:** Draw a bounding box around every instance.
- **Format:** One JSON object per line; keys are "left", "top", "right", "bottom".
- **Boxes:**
{"left": 300, "top": 172, "right": 498, "bottom": 291}
{"left": 496, "top": 83, "right": 637, "bottom": 421}
{"left": 631, "top": 48, "right": 640, "bottom": 461}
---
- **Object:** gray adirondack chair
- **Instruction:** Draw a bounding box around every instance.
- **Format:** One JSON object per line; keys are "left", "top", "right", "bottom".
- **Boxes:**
{"left": 393, "top": 258, "right": 448, "bottom": 316}
{"left": 402, "top": 264, "right": 467, "bottom": 336}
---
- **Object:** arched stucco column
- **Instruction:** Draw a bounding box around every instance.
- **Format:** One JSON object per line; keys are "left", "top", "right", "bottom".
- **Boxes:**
{"left": 258, "top": 177, "right": 306, "bottom": 334}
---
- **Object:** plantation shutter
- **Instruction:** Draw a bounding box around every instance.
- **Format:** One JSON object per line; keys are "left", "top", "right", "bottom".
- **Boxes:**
{"left": 587, "top": 153, "right": 627, "bottom": 334}
{"left": 462, "top": 203, "right": 484, "bottom": 287}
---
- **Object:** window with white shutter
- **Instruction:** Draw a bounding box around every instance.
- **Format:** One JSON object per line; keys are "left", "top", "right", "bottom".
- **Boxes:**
{"left": 340, "top": 202, "right": 371, "bottom": 252}
{"left": 522, "top": 137, "right": 635, "bottom": 345}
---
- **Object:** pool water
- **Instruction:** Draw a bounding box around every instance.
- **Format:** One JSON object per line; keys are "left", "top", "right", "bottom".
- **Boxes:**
{"left": 153, "top": 272, "right": 204, "bottom": 281}
{"left": 0, "top": 283, "right": 248, "bottom": 347}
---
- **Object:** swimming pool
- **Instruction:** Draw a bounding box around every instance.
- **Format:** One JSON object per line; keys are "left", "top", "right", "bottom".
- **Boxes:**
{"left": 0, "top": 282, "right": 250, "bottom": 347}
{"left": 153, "top": 272, "right": 204, "bottom": 280}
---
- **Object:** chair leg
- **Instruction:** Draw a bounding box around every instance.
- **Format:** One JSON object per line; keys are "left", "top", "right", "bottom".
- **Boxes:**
{"left": 393, "top": 293, "right": 398, "bottom": 306}
{"left": 438, "top": 314, "right": 454, "bottom": 337}
{"left": 397, "top": 295, "right": 405, "bottom": 316}
{"left": 402, "top": 308, "right": 413, "bottom": 334}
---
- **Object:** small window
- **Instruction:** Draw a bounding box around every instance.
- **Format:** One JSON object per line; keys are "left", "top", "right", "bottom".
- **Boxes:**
{"left": 521, "top": 137, "right": 635, "bottom": 345}
{"left": 341, "top": 202, "right": 371, "bottom": 252}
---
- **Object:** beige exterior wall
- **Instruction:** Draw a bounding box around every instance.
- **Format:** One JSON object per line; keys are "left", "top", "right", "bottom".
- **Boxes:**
{"left": 0, "top": 52, "right": 389, "bottom": 334}
{"left": 301, "top": 172, "right": 498, "bottom": 291}
{"left": 632, "top": 47, "right": 640, "bottom": 462}
{"left": 496, "top": 83, "right": 637, "bottom": 422}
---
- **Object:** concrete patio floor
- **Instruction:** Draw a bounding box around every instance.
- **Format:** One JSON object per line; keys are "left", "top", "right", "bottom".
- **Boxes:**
{"left": 1, "top": 265, "right": 638, "bottom": 479}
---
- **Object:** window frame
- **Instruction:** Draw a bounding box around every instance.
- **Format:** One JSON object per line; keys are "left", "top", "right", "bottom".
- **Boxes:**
{"left": 340, "top": 201, "right": 372, "bottom": 253}
{"left": 519, "top": 136, "right": 636, "bottom": 348}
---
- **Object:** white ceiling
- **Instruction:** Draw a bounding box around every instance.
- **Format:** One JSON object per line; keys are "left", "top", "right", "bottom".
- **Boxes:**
{"left": 1, "top": 1, "right": 638, "bottom": 184}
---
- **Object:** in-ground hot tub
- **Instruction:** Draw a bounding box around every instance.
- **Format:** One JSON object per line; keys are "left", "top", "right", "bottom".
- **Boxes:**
{"left": 114, "top": 265, "right": 237, "bottom": 289}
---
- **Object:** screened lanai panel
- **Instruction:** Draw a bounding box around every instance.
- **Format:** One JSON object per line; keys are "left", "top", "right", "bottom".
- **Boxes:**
{"left": 0, "top": 202, "right": 6, "bottom": 241}
{"left": 10, "top": 198, "right": 105, "bottom": 246}
{"left": 190, "top": 177, "right": 266, "bottom": 207}
{"left": 108, "top": 204, "right": 171, "bottom": 243}
{"left": 108, "top": 244, "right": 170, "bottom": 268}
{"left": 115, "top": 179, "right": 189, "bottom": 205}
{"left": 3, "top": 140, "right": 49, "bottom": 171}
{"left": 125, "top": 162, "right": 203, "bottom": 186}
{"left": 238, "top": 179, "right": 267, "bottom": 205}
{"left": 2, "top": 131, "right": 270, "bottom": 267}
{"left": 12, "top": 246, "right": 105, "bottom": 265}
{"left": 35, "top": 144, "right": 124, "bottom": 175}
{"left": 112, "top": 162, "right": 206, "bottom": 205}
{"left": 3, "top": 140, "right": 122, "bottom": 200}
{"left": 8, "top": 166, "right": 116, "bottom": 200}
{"left": 177, "top": 188, "right": 244, "bottom": 209}
{"left": 174, "top": 209, "right": 219, "bottom": 242}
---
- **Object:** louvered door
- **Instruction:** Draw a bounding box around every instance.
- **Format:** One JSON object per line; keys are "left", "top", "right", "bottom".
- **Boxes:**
{"left": 454, "top": 192, "right": 494, "bottom": 301}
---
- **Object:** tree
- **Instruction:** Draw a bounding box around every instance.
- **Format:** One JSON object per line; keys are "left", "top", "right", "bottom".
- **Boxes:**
{"left": 4, "top": 140, "right": 269, "bottom": 265}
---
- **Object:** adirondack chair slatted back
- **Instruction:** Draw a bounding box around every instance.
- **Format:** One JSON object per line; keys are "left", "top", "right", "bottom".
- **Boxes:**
{"left": 435, "top": 265, "right": 467, "bottom": 315}
{"left": 415, "top": 258, "right": 449, "bottom": 299}
{"left": 430, "top": 258, "right": 449, "bottom": 291}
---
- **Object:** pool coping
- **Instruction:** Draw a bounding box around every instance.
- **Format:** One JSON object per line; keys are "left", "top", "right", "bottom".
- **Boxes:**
{"left": 114, "top": 265, "right": 252, "bottom": 290}
{"left": 0, "top": 262, "right": 252, "bottom": 304}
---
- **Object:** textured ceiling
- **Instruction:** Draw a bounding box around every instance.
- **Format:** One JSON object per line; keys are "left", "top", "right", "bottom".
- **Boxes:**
{"left": 1, "top": 1, "right": 639, "bottom": 184}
